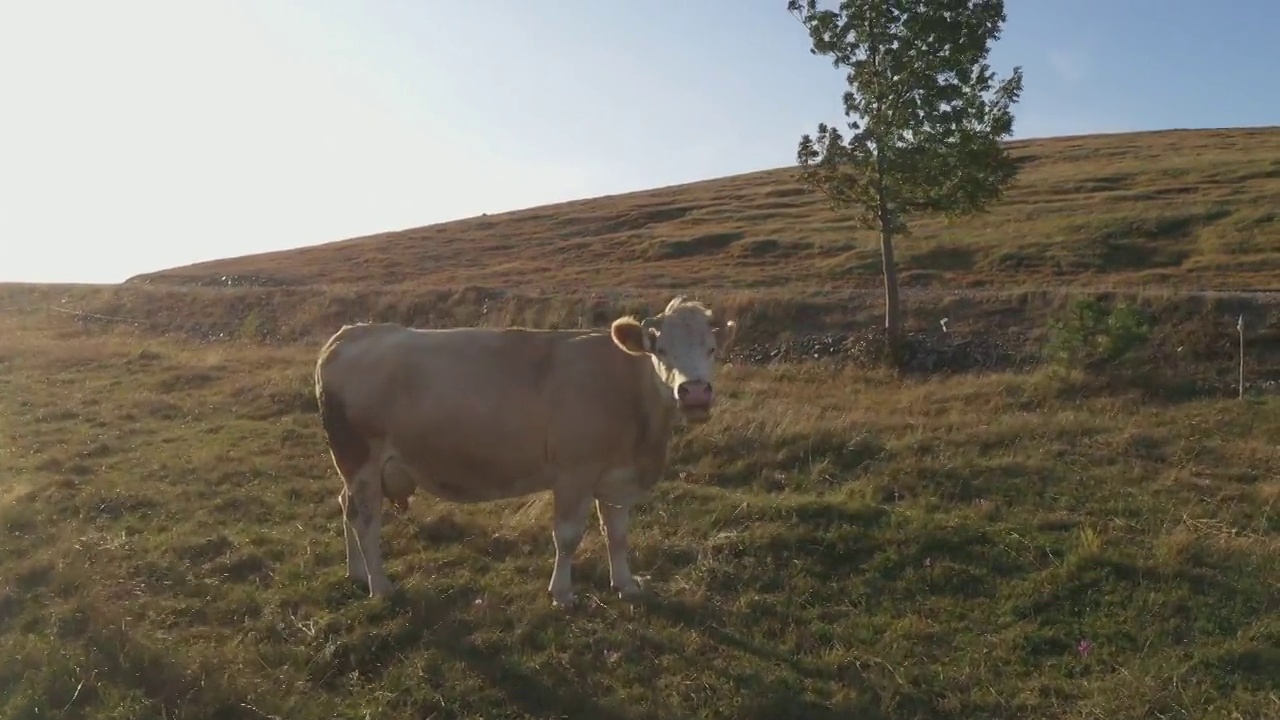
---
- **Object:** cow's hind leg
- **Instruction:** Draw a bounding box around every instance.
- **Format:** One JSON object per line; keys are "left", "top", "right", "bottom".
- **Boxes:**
{"left": 547, "top": 489, "right": 593, "bottom": 609}
{"left": 339, "top": 464, "right": 394, "bottom": 598}
{"left": 338, "top": 488, "right": 364, "bottom": 581}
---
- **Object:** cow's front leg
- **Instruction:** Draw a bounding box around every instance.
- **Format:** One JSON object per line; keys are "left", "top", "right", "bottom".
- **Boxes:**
{"left": 547, "top": 490, "right": 592, "bottom": 609}
{"left": 597, "top": 499, "right": 642, "bottom": 598}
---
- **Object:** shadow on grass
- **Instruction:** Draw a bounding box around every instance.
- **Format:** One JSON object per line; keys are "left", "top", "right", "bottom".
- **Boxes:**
{"left": 68, "top": 611, "right": 268, "bottom": 720}
{"left": 316, "top": 589, "right": 648, "bottom": 720}
{"left": 628, "top": 595, "right": 892, "bottom": 720}
{"left": 437, "top": 625, "right": 647, "bottom": 720}
{"left": 319, "top": 575, "right": 891, "bottom": 720}
{"left": 474, "top": 591, "right": 892, "bottom": 720}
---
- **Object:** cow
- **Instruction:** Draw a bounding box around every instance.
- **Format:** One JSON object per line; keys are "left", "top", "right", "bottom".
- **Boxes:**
{"left": 313, "top": 295, "right": 739, "bottom": 607}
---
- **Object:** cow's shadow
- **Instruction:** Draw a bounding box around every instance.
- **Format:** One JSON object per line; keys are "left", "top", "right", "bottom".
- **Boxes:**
{"left": 348, "top": 581, "right": 887, "bottom": 720}
{"left": 354, "top": 510, "right": 889, "bottom": 718}
{"left": 625, "top": 594, "right": 890, "bottom": 720}
{"left": 440, "top": 627, "right": 644, "bottom": 720}
{"left": 364, "top": 589, "right": 646, "bottom": 720}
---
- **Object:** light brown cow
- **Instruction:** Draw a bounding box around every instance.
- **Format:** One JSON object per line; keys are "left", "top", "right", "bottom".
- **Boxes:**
{"left": 314, "top": 296, "right": 738, "bottom": 607}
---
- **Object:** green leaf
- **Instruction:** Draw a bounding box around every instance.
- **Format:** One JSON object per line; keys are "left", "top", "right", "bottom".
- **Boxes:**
{"left": 790, "top": 0, "right": 1024, "bottom": 231}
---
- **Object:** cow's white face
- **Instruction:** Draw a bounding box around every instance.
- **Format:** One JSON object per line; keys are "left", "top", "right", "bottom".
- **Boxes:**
{"left": 610, "top": 296, "right": 739, "bottom": 423}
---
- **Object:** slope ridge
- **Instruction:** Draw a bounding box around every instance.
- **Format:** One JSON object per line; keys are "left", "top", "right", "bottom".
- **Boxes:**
{"left": 131, "top": 127, "right": 1280, "bottom": 292}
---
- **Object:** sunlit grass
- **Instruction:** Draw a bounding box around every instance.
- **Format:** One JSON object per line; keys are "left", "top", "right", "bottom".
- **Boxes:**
{"left": 2, "top": 315, "right": 1276, "bottom": 719}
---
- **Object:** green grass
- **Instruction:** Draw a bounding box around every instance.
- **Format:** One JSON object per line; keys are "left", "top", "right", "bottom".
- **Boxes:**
{"left": 3, "top": 312, "right": 1277, "bottom": 719}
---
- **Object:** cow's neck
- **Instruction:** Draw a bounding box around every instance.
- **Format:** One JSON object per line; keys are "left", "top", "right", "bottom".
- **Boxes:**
{"left": 639, "top": 359, "right": 679, "bottom": 440}
{"left": 624, "top": 358, "right": 677, "bottom": 492}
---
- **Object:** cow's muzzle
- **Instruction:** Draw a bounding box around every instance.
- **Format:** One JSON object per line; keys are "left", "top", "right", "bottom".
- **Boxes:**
{"left": 676, "top": 380, "right": 714, "bottom": 422}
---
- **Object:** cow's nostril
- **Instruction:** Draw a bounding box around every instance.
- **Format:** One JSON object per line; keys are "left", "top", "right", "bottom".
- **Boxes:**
{"left": 677, "top": 384, "right": 689, "bottom": 398}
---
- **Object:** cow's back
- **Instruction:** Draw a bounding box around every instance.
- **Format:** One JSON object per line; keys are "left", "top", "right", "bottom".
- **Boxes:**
{"left": 317, "top": 323, "right": 657, "bottom": 501}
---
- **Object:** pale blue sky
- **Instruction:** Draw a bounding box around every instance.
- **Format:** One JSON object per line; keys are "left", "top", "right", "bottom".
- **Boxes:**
{"left": 1, "top": 1, "right": 1276, "bottom": 284}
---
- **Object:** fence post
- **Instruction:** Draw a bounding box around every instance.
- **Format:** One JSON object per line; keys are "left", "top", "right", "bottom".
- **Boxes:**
{"left": 1237, "top": 314, "right": 1245, "bottom": 400}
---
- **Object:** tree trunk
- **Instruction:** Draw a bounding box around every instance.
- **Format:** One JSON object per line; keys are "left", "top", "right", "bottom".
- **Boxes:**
{"left": 873, "top": 143, "right": 904, "bottom": 367}
{"left": 879, "top": 226, "right": 903, "bottom": 364}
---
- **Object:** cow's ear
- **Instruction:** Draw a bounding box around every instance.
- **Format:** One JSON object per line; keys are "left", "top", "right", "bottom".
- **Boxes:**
{"left": 714, "top": 319, "right": 739, "bottom": 353}
{"left": 611, "top": 317, "right": 651, "bottom": 356}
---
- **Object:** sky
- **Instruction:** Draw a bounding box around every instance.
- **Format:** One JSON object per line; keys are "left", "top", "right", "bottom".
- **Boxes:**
{"left": 1, "top": 0, "right": 1276, "bottom": 284}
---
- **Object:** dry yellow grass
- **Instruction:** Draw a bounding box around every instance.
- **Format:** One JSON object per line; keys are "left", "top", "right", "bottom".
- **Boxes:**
{"left": 129, "top": 127, "right": 1280, "bottom": 293}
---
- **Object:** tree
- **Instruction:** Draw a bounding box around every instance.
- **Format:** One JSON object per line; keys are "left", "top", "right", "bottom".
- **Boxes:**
{"left": 788, "top": 0, "right": 1024, "bottom": 364}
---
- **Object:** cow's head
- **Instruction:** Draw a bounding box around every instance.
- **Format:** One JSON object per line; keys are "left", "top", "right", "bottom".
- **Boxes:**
{"left": 610, "top": 296, "right": 739, "bottom": 423}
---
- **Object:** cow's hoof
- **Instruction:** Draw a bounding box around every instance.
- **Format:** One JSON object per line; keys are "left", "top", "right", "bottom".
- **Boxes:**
{"left": 550, "top": 593, "right": 576, "bottom": 610}
{"left": 613, "top": 581, "right": 645, "bottom": 600}
{"left": 367, "top": 576, "right": 395, "bottom": 598}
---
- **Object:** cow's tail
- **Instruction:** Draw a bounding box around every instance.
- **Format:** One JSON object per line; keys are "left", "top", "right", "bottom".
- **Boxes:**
{"left": 315, "top": 330, "right": 371, "bottom": 483}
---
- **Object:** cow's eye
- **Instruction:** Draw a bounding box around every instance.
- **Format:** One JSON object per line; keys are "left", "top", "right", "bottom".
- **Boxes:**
{"left": 707, "top": 347, "right": 716, "bottom": 357}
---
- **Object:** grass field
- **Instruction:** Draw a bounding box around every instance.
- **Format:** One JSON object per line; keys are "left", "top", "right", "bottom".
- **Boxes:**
{"left": 2, "top": 128, "right": 1280, "bottom": 719}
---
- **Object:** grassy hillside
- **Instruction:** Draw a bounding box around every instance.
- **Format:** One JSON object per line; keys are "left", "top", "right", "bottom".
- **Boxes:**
{"left": 1, "top": 308, "right": 1277, "bottom": 719}
{"left": 2, "top": 128, "right": 1279, "bottom": 719}
{"left": 130, "top": 127, "right": 1280, "bottom": 293}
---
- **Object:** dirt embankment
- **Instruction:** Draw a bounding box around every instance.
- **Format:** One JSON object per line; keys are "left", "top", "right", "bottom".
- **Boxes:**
{"left": 5, "top": 282, "right": 1278, "bottom": 394}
